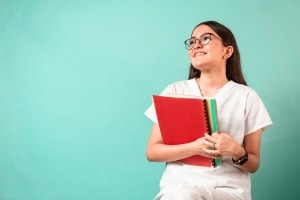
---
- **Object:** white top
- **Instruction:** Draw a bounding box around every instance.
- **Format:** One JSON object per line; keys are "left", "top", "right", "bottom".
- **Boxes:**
{"left": 144, "top": 78, "right": 272, "bottom": 200}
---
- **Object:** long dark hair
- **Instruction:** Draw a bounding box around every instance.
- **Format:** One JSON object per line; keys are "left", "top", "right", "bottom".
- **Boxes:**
{"left": 188, "top": 21, "right": 247, "bottom": 85}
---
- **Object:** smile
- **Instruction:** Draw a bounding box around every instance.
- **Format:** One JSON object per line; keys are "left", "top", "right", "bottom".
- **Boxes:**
{"left": 195, "top": 52, "right": 206, "bottom": 57}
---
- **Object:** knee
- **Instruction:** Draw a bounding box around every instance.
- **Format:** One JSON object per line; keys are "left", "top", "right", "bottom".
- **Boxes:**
{"left": 173, "top": 186, "right": 206, "bottom": 200}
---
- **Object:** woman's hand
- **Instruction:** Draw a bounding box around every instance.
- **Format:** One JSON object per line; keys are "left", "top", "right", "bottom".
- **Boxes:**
{"left": 147, "top": 124, "right": 216, "bottom": 162}
{"left": 202, "top": 132, "right": 240, "bottom": 158}
{"left": 190, "top": 137, "right": 217, "bottom": 158}
{"left": 202, "top": 130, "right": 263, "bottom": 173}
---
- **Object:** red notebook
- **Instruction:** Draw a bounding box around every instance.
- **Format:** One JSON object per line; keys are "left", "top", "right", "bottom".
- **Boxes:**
{"left": 152, "top": 95, "right": 214, "bottom": 167}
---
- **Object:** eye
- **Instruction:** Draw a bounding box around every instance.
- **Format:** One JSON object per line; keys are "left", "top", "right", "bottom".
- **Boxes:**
{"left": 202, "top": 35, "right": 211, "bottom": 44}
{"left": 189, "top": 39, "right": 196, "bottom": 46}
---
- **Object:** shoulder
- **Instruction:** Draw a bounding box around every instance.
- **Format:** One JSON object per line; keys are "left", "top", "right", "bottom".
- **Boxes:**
{"left": 228, "top": 81, "right": 257, "bottom": 96}
{"left": 229, "top": 81, "right": 253, "bottom": 91}
{"left": 219, "top": 81, "right": 264, "bottom": 105}
{"left": 228, "top": 81, "right": 267, "bottom": 108}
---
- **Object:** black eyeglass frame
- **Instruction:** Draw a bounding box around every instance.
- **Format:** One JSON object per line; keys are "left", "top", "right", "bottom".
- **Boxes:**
{"left": 184, "top": 32, "right": 227, "bottom": 50}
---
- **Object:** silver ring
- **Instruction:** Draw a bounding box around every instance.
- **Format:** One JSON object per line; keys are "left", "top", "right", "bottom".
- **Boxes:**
{"left": 212, "top": 143, "right": 216, "bottom": 150}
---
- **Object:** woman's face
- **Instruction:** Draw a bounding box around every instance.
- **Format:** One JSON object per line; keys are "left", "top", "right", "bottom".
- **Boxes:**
{"left": 188, "top": 25, "right": 228, "bottom": 71}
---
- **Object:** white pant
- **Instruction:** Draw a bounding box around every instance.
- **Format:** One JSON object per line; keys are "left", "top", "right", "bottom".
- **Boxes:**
{"left": 154, "top": 162, "right": 250, "bottom": 200}
{"left": 157, "top": 186, "right": 241, "bottom": 200}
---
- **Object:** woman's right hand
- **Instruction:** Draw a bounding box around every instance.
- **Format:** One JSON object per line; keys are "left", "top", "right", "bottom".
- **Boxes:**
{"left": 191, "top": 137, "right": 220, "bottom": 159}
{"left": 147, "top": 124, "right": 216, "bottom": 162}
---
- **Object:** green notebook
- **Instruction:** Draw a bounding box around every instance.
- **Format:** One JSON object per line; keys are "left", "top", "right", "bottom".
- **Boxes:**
{"left": 205, "top": 99, "right": 221, "bottom": 167}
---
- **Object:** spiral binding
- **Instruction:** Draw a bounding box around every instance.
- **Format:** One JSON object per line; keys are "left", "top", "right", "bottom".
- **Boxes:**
{"left": 203, "top": 99, "right": 216, "bottom": 167}
{"left": 203, "top": 99, "right": 211, "bottom": 135}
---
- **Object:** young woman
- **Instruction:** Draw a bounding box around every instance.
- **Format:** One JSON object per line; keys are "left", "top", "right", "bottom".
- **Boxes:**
{"left": 145, "top": 21, "right": 272, "bottom": 200}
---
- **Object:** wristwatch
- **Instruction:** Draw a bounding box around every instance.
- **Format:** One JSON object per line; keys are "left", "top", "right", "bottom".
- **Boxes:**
{"left": 232, "top": 150, "right": 248, "bottom": 165}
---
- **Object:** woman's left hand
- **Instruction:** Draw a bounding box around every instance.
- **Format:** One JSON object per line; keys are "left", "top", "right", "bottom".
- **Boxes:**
{"left": 202, "top": 132, "right": 239, "bottom": 158}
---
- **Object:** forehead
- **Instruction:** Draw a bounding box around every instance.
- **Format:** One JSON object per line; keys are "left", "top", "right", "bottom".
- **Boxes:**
{"left": 191, "top": 25, "right": 217, "bottom": 37}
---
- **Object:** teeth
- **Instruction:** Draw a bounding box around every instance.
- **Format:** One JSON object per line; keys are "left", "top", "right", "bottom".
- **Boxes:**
{"left": 195, "top": 52, "right": 204, "bottom": 56}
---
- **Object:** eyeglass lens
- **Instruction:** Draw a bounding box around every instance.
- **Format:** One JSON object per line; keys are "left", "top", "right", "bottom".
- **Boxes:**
{"left": 185, "top": 33, "right": 212, "bottom": 50}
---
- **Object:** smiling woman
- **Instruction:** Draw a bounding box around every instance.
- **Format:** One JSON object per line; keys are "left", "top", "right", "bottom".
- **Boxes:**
{"left": 1, "top": 1, "right": 299, "bottom": 199}
{"left": 144, "top": 20, "right": 272, "bottom": 200}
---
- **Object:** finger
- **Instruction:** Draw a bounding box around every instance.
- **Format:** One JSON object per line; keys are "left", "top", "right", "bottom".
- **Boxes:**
{"left": 204, "top": 133, "right": 214, "bottom": 142}
{"left": 203, "top": 148, "right": 220, "bottom": 156}
{"left": 210, "top": 143, "right": 216, "bottom": 150}
{"left": 203, "top": 140, "right": 215, "bottom": 149}
{"left": 219, "top": 132, "right": 231, "bottom": 139}
{"left": 204, "top": 134, "right": 218, "bottom": 144}
{"left": 211, "top": 132, "right": 220, "bottom": 139}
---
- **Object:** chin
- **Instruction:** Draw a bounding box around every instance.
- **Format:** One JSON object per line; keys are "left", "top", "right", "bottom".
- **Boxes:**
{"left": 192, "top": 64, "right": 204, "bottom": 70}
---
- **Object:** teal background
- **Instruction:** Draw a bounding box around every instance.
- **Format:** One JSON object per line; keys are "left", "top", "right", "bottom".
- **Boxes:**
{"left": 0, "top": 0, "right": 299, "bottom": 199}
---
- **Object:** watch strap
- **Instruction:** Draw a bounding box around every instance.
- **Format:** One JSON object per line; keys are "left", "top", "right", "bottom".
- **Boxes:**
{"left": 232, "top": 151, "right": 248, "bottom": 165}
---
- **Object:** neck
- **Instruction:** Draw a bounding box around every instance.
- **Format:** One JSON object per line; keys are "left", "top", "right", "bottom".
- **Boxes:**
{"left": 197, "top": 71, "right": 228, "bottom": 97}
{"left": 197, "top": 72, "right": 228, "bottom": 89}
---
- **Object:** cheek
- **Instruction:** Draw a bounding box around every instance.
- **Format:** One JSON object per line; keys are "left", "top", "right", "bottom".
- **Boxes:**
{"left": 188, "top": 50, "right": 193, "bottom": 58}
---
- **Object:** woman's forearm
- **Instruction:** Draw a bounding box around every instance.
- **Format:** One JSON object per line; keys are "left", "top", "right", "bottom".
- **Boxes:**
{"left": 146, "top": 142, "right": 195, "bottom": 163}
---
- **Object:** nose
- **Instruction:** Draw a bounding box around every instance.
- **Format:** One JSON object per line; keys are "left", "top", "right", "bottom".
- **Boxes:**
{"left": 192, "top": 39, "right": 203, "bottom": 49}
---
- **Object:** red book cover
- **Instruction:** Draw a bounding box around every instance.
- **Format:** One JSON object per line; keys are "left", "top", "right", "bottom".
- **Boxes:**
{"left": 152, "top": 95, "right": 212, "bottom": 167}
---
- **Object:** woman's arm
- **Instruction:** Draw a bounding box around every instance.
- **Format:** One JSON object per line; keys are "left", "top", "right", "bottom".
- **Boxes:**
{"left": 146, "top": 123, "right": 211, "bottom": 162}
{"left": 233, "top": 129, "right": 262, "bottom": 173}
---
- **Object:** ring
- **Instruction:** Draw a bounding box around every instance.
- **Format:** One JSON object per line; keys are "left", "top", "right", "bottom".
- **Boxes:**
{"left": 212, "top": 143, "right": 216, "bottom": 150}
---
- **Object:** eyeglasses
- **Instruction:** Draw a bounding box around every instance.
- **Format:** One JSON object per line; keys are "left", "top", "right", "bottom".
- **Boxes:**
{"left": 184, "top": 33, "right": 225, "bottom": 50}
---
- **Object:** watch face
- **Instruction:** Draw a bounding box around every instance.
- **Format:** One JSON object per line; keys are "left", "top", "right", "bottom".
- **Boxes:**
{"left": 232, "top": 151, "right": 248, "bottom": 165}
{"left": 238, "top": 156, "right": 248, "bottom": 165}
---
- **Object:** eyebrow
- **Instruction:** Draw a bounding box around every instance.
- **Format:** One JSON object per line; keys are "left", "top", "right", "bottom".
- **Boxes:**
{"left": 190, "top": 32, "right": 213, "bottom": 39}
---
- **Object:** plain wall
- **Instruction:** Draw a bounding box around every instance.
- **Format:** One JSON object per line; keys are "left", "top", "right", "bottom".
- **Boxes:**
{"left": 0, "top": 0, "right": 299, "bottom": 199}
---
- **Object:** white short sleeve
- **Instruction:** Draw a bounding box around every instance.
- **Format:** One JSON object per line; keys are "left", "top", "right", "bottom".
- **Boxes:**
{"left": 245, "top": 91, "right": 272, "bottom": 134}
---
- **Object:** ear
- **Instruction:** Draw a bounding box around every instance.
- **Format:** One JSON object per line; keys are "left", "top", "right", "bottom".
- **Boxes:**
{"left": 223, "top": 46, "right": 233, "bottom": 59}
